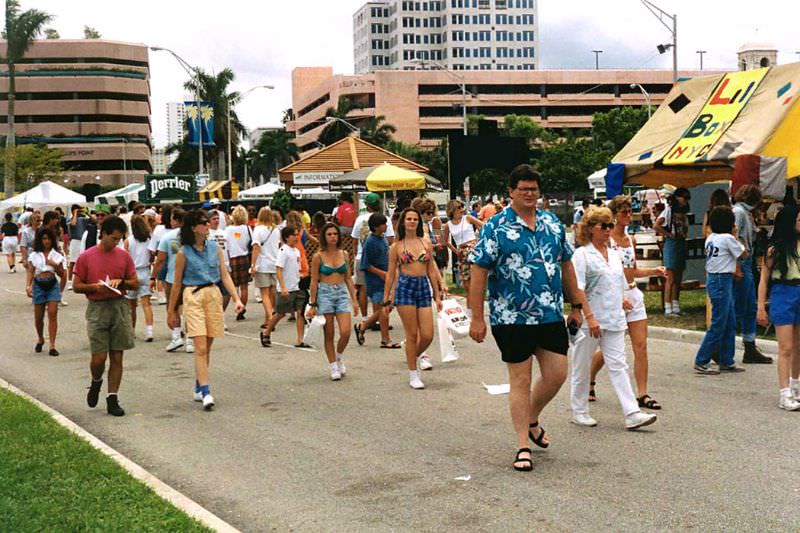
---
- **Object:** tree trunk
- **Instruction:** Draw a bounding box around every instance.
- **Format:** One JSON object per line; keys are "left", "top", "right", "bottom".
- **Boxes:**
{"left": 4, "top": 63, "right": 17, "bottom": 197}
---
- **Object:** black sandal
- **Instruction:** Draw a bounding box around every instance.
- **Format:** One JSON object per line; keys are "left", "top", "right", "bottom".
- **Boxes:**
{"left": 34, "top": 342, "right": 43, "bottom": 353}
{"left": 294, "top": 342, "right": 312, "bottom": 348}
{"left": 513, "top": 448, "right": 533, "bottom": 472}
{"left": 260, "top": 331, "right": 271, "bottom": 347}
{"left": 637, "top": 394, "right": 662, "bottom": 410}
{"left": 528, "top": 422, "right": 549, "bottom": 449}
{"left": 354, "top": 323, "right": 366, "bottom": 346}
{"left": 589, "top": 381, "right": 597, "bottom": 402}
{"left": 48, "top": 348, "right": 59, "bottom": 357}
{"left": 380, "top": 340, "right": 402, "bottom": 349}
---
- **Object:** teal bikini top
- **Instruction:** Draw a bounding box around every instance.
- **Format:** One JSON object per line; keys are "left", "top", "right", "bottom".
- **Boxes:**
{"left": 320, "top": 260, "right": 348, "bottom": 275}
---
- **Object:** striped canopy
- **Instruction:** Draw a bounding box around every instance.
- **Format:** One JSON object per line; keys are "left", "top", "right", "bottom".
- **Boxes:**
{"left": 94, "top": 182, "right": 146, "bottom": 206}
{"left": 199, "top": 180, "right": 240, "bottom": 201}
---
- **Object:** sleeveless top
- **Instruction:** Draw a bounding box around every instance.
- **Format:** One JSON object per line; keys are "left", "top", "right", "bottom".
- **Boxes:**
{"left": 319, "top": 251, "right": 348, "bottom": 275}
{"left": 181, "top": 240, "right": 220, "bottom": 286}
{"left": 771, "top": 243, "right": 800, "bottom": 282}
{"left": 447, "top": 217, "right": 476, "bottom": 246}
{"left": 610, "top": 229, "right": 636, "bottom": 269}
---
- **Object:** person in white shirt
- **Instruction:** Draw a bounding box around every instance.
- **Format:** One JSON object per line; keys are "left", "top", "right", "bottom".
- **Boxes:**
{"left": 250, "top": 207, "right": 281, "bottom": 327}
{"left": 225, "top": 205, "right": 252, "bottom": 321}
{"left": 124, "top": 215, "right": 154, "bottom": 342}
{"left": 148, "top": 205, "right": 173, "bottom": 305}
{"left": 695, "top": 206, "right": 747, "bottom": 375}
{"left": 261, "top": 226, "right": 307, "bottom": 348}
{"left": 443, "top": 199, "right": 483, "bottom": 310}
{"left": 19, "top": 212, "right": 41, "bottom": 270}
{"left": 25, "top": 226, "right": 66, "bottom": 356}
{"left": 570, "top": 207, "right": 658, "bottom": 430}
{"left": 208, "top": 210, "right": 232, "bottom": 316}
{"left": 351, "top": 193, "right": 394, "bottom": 317}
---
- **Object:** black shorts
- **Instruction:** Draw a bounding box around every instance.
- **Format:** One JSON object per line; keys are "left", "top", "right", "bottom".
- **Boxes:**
{"left": 491, "top": 321, "right": 569, "bottom": 363}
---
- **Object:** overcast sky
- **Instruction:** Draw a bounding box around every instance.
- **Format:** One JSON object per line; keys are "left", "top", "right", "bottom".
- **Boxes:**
{"left": 22, "top": 0, "right": 800, "bottom": 146}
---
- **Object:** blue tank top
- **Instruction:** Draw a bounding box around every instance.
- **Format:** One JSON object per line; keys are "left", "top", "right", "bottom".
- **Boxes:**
{"left": 181, "top": 240, "right": 220, "bottom": 286}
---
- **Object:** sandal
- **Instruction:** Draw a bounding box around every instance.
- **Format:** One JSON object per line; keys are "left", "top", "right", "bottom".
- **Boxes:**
{"left": 260, "top": 331, "right": 271, "bottom": 347}
{"left": 589, "top": 381, "right": 597, "bottom": 402}
{"left": 354, "top": 324, "right": 366, "bottom": 346}
{"left": 48, "top": 348, "right": 59, "bottom": 357}
{"left": 380, "top": 340, "right": 402, "bottom": 349}
{"left": 513, "top": 448, "right": 533, "bottom": 472}
{"left": 528, "top": 422, "right": 549, "bottom": 449}
{"left": 236, "top": 311, "right": 246, "bottom": 321}
{"left": 294, "top": 342, "right": 312, "bottom": 348}
{"left": 34, "top": 342, "right": 44, "bottom": 353}
{"left": 637, "top": 394, "right": 662, "bottom": 410}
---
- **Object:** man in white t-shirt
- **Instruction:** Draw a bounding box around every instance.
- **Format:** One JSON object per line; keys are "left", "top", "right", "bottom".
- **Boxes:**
{"left": 261, "top": 226, "right": 307, "bottom": 348}
{"left": 350, "top": 193, "right": 394, "bottom": 316}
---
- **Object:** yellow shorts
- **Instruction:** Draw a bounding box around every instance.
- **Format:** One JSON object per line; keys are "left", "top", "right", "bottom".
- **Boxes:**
{"left": 182, "top": 285, "right": 224, "bottom": 339}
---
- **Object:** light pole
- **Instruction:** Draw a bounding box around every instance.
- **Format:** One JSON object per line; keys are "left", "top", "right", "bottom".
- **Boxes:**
{"left": 696, "top": 50, "right": 707, "bottom": 70}
{"left": 629, "top": 83, "right": 652, "bottom": 119}
{"left": 122, "top": 138, "right": 127, "bottom": 186}
{"left": 227, "top": 85, "right": 274, "bottom": 182}
{"left": 642, "top": 0, "right": 677, "bottom": 82}
{"left": 325, "top": 116, "right": 361, "bottom": 138}
{"left": 409, "top": 58, "right": 468, "bottom": 135}
{"left": 150, "top": 46, "right": 205, "bottom": 175}
{"left": 592, "top": 49, "right": 603, "bottom": 70}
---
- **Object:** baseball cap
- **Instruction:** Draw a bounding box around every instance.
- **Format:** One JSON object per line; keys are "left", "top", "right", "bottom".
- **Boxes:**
{"left": 365, "top": 193, "right": 381, "bottom": 207}
{"left": 143, "top": 208, "right": 158, "bottom": 217}
{"left": 201, "top": 201, "right": 212, "bottom": 209}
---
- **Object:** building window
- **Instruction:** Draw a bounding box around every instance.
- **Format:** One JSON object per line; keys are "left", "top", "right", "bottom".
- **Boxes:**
{"left": 496, "top": 0, "right": 507, "bottom": 8}
{"left": 479, "top": 0, "right": 489, "bottom": 7}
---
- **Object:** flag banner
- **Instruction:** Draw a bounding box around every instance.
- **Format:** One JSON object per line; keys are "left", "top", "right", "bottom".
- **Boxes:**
{"left": 185, "top": 101, "right": 216, "bottom": 147}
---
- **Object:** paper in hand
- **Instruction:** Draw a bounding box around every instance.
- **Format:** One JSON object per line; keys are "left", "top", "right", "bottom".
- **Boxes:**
{"left": 100, "top": 275, "right": 122, "bottom": 295}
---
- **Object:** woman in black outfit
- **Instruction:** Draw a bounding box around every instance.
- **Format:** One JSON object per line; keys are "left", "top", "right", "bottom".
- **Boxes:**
{"left": 1, "top": 213, "right": 19, "bottom": 273}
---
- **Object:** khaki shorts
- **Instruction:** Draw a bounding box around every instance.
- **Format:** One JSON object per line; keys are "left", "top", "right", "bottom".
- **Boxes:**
{"left": 254, "top": 272, "right": 277, "bottom": 288}
{"left": 86, "top": 298, "right": 135, "bottom": 354}
{"left": 183, "top": 285, "right": 224, "bottom": 339}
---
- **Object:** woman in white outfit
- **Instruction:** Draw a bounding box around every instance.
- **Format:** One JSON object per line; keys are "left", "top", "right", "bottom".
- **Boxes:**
{"left": 570, "top": 206, "right": 657, "bottom": 430}
{"left": 443, "top": 199, "right": 483, "bottom": 309}
{"left": 124, "top": 215, "right": 154, "bottom": 341}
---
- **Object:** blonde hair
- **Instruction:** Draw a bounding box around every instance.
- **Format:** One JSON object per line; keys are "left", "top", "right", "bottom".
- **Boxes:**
{"left": 270, "top": 210, "right": 282, "bottom": 225}
{"left": 446, "top": 199, "right": 464, "bottom": 219}
{"left": 231, "top": 205, "right": 248, "bottom": 226}
{"left": 576, "top": 206, "right": 613, "bottom": 246}
{"left": 286, "top": 210, "right": 305, "bottom": 230}
{"left": 607, "top": 195, "right": 632, "bottom": 215}
{"left": 256, "top": 207, "right": 273, "bottom": 227}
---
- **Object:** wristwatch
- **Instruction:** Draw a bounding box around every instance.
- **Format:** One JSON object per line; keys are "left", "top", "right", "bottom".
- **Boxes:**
{"left": 570, "top": 303, "right": 583, "bottom": 310}
{"left": 309, "top": 302, "right": 318, "bottom": 308}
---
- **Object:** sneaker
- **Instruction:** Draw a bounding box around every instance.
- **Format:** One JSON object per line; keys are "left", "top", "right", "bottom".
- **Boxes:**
{"left": 66, "top": 280, "right": 71, "bottom": 290}
{"left": 625, "top": 411, "right": 657, "bottom": 430}
{"left": 157, "top": 294, "right": 167, "bottom": 305}
{"left": 779, "top": 394, "right": 800, "bottom": 411}
{"left": 718, "top": 364, "right": 746, "bottom": 373}
{"left": 664, "top": 309, "right": 673, "bottom": 317}
{"left": 166, "top": 337, "right": 185, "bottom": 352}
{"left": 193, "top": 390, "right": 203, "bottom": 402}
{"left": 571, "top": 413, "right": 598, "bottom": 427}
{"left": 59, "top": 299, "right": 68, "bottom": 307}
{"left": 418, "top": 353, "right": 433, "bottom": 371}
{"left": 86, "top": 379, "right": 103, "bottom": 408}
{"left": 10, "top": 265, "right": 16, "bottom": 273}
{"left": 671, "top": 307, "right": 681, "bottom": 316}
{"left": 336, "top": 358, "right": 346, "bottom": 376}
{"left": 792, "top": 385, "right": 800, "bottom": 401}
{"left": 202, "top": 394, "right": 215, "bottom": 411}
{"left": 256, "top": 294, "right": 262, "bottom": 303}
{"left": 694, "top": 363, "right": 720, "bottom": 375}
{"left": 409, "top": 370, "right": 425, "bottom": 390}
{"left": 106, "top": 395, "right": 125, "bottom": 417}
{"left": 185, "top": 338, "right": 195, "bottom": 353}
{"left": 330, "top": 365, "right": 342, "bottom": 381}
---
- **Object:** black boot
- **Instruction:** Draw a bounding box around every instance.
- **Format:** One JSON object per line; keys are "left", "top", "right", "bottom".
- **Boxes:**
{"left": 106, "top": 395, "right": 126, "bottom": 417}
{"left": 742, "top": 341, "right": 773, "bottom": 364}
{"left": 86, "top": 379, "right": 102, "bottom": 408}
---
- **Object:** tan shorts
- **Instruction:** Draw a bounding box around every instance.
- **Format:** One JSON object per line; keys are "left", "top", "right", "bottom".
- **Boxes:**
{"left": 254, "top": 272, "right": 277, "bottom": 288}
{"left": 183, "top": 285, "right": 224, "bottom": 339}
{"left": 86, "top": 298, "right": 135, "bottom": 354}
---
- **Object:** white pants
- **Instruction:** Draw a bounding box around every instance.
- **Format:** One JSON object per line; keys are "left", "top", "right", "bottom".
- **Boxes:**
{"left": 570, "top": 329, "right": 639, "bottom": 417}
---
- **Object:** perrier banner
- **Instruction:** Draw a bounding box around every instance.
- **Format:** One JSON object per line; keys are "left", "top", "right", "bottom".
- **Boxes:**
{"left": 145, "top": 174, "right": 196, "bottom": 203}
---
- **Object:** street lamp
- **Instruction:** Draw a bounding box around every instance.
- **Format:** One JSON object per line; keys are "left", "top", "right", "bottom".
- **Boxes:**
{"left": 325, "top": 116, "right": 361, "bottom": 138}
{"left": 642, "top": 0, "right": 677, "bottom": 82}
{"left": 227, "top": 85, "right": 274, "bottom": 182}
{"left": 696, "top": 50, "right": 707, "bottom": 70}
{"left": 592, "top": 49, "right": 603, "bottom": 70}
{"left": 150, "top": 46, "right": 205, "bottom": 175}
{"left": 629, "top": 83, "right": 652, "bottom": 119}
{"left": 409, "top": 58, "right": 468, "bottom": 136}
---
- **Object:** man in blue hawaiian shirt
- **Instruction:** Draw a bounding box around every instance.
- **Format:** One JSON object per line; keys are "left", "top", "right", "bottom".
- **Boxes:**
{"left": 469, "top": 164, "right": 587, "bottom": 472}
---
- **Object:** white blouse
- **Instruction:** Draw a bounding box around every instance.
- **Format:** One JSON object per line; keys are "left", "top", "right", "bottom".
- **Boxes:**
{"left": 29, "top": 250, "right": 66, "bottom": 276}
{"left": 572, "top": 243, "right": 628, "bottom": 331}
{"left": 446, "top": 217, "right": 476, "bottom": 246}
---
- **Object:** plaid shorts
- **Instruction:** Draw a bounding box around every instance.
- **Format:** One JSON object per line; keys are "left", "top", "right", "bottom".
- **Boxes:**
{"left": 394, "top": 273, "right": 432, "bottom": 308}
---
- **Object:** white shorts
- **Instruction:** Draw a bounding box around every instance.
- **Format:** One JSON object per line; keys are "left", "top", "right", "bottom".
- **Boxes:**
{"left": 625, "top": 286, "right": 647, "bottom": 323}
{"left": 2, "top": 236, "right": 18, "bottom": 255}
{"left": 69, "top": 239, "right": 82, "bottom": 263}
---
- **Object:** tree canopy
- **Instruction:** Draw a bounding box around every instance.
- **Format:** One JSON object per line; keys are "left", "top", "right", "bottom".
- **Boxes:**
{"left": 0, "top": 144, "right": 64, "bottom": 191}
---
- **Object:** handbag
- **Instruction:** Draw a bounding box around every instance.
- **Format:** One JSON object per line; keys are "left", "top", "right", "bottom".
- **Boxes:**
{"left": 34, "top": 276, "right": 58, "bottom": 291}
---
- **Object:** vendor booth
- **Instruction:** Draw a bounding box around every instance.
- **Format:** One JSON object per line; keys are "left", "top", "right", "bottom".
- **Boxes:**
{"left": 0, "top": 181, "right": 86, "bottom": 211}
{"left": 198, "top": 180, "right": 240, "bottom": 201}
{"left": 328, "top": 163, "right": 443, "bottom": 192}
{"left": 94, "top": 182, "right": 146, "bottom": 207}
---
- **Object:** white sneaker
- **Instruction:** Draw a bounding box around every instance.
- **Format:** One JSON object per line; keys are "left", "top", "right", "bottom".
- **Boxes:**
{"left": 409, "top": 370, "right": 425, "bottom": 390}
{"left": 418, "top": 353, "right": 433, "bottom": 371}
{"left": 256, "top": 294, "right": 263, "bottom": 303}
{"left": 625, "top": 411, "right": 657, "bottom": 430}
{"left": 193, "top": 390, "right": 203, "bottom": 402}
{"left": 571, "top": 413, "right": 598, "bottom": 427}
{"left": 202, "top": 394, "right": 215, "bottom": 411}
{"left": 185, "top": 338, "right": 195, "bottom": 353}
{"left": 336, "top": 358, "right": 346, "bottom": 376}
{"left": 330, "top": 364, "right": 342, "bottom": 381}
{"left": 144, "top": 327, "right": 154, "bottom": 342}
{"left": 59, "top": 298, "right": 68, "bottom": 307}
{"left": 779, "top": 394, "right": 800, "bottom": 411}
{"left": 165, "top": 337, "right": 185, "bottom": 352}
{"left": 157, "top": 294, "right": 167, "bottom": 305}
{"left": 66, "top": 281, "right": 72, "bottom": 290}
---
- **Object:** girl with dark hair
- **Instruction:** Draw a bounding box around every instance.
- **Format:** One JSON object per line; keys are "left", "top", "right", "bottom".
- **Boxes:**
{"left": 124, "top": 215, "right": 154, "bottom": 341}
{"left": 307, "top": 222, "right": 359, "bottom": 380}
{"left": 385, "top": 208, "right": 442, "bottom": 389}
{"left": 702, "top": 188, "right": 732, "bottom": 238}
{"left": 757, "top": 205, "right": 800, "bottom": 410}
{"left": 1, "top": 212, "right": 19, "bottom": 272}
{"left": 26, "top": 227, "right": 66, "bottom": 356}
{"left": 654, "top": 187, "right": 691, "bottom": 316}
{"left": 168, "top": 210, "right": 244, "bottom": 410}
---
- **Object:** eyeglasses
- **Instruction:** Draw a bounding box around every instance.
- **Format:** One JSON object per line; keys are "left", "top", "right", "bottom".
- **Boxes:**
{"left": 96, "top": 213, "right": 106, "bottom": 218}
{"left": 515, "top": 187, "right": 539, "bottom": 195}
{"left": 596, "top": 222, "right": 614, "bottom": 230}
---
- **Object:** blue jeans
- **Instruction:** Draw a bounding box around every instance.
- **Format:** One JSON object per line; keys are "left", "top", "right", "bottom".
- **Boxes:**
{"left": 695, "top": 273, "right": 736, "bottom": 367}
{"left": 733, "top": 256, "right": 757, "bottom": 342}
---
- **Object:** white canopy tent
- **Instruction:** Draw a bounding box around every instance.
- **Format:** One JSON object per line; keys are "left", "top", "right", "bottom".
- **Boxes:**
{"left": 94, "top": 182, "right": 146, "bottom": 207}
{"left": 237, "top": 182, "right": 282, "bottom": 200}
{"left": 0, "top": 181, "right": 86, "bottom": 211}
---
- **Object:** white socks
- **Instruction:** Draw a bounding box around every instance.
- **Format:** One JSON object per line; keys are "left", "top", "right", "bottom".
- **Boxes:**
{"left": 171, "top": 327, "right": 181, "bottom": 340}
{"left": 664, "top": 302, "right": 672, "bottom": 314}
{"left": 672, "top": 300, "right": 681, "bottom": 313}
{"left": 145, "top": 325, "right": 154, "bottom": 337}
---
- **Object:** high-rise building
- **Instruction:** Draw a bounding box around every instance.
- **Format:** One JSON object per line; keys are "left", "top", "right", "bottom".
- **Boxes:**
{"left": 353, "top": 0, "right": 538, "bottom": 73}
{"left": 166, "top": 102, "right": 186, "bottom": 147}
{"left": 151, "top": 147, "right": 169, "bottom": 174}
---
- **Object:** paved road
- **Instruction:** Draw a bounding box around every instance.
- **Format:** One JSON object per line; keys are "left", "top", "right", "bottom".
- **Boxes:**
{"left": 1, "top": 270, "right": 798, "bottom": 532}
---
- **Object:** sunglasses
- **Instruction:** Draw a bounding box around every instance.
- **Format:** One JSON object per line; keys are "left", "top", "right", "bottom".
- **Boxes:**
{"left": 424, "top": 211, "right": 434, "bottom": 216}
{"left": 197, "top": 219, "right": 210, "bottom": 225}
{"left": 596, "top": 222, "right": 614, "bottom": 230}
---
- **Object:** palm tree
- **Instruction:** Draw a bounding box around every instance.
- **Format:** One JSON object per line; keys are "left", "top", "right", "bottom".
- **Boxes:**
{"left": 250, "top": 129, "right": 299, "bottom": 180}
{"left": 359, "top": 115, "right": 396, "bottom": 147}
{"left": 317, "top": 96, "right": 363, "bottom": 146}
{"left": 3, "top": 0, "right": 53, "bottom": 196}
{"left": 281, "top": 108, "right": 295, "bottom": 126}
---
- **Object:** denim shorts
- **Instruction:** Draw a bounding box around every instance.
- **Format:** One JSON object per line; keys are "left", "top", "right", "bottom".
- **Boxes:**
{"left": 317, "top": 282, "right": 352, "bottom": 315}
{"left": 394, "top": 273, "right": 432, "bottom": 308}
{"left": 32, "top": 277, "right": 61, "bottom": 305}
{"left": 126, "top": 267, "right": 152, "bottom": 300}
{"left": 663, "top": 238, "right": 686, "bottom": 271}
{"left": 769, "top": 283, "right": 800, "bottom": 326}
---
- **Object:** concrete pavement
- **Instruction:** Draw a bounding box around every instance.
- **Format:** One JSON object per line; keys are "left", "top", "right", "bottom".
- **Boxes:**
{"left": 0, "top": 270, "right": 798, "bottom": 532}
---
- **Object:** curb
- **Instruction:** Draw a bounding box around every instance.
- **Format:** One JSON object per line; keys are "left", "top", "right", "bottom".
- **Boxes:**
{"left": 647, "top": 326, "right": 778, "bottom": 355}
{"left": 0, "top": 377, "right": 241, "bottom": 533}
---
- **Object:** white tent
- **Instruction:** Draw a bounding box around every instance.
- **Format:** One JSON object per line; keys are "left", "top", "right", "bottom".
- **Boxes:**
{"left": 237, "top": 182, "right": 282, "bottom": 200}
{"left": 95, "top": 182, "right": 146, "bottom": 207}
{"left": 0, "top": 181, "right": 86, "bottom": 211}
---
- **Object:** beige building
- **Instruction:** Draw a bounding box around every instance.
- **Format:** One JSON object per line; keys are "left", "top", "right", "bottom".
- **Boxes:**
{"left": 288, "top": 67, "right": 714, "bottom": 155}
{"left": 0, "top": 39, "right": 152, "bottom": 187}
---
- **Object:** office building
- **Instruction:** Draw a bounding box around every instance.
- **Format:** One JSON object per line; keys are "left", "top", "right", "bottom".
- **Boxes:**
{"left": 151, "top": 147, "right": 169, "bottom": 174}
{"left": 166, "top": 102, "right": 186, "bottom": 146}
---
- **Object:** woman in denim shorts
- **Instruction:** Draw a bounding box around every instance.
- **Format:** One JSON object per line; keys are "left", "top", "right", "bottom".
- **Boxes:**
{"left": 307, "top": 223, "right": 359, "bottom": 381}
{"left": 385, "top": 208, "right": 443, "bottom": 390}
{"left": 25, "top": 227, "right": 66, "bottom": 356}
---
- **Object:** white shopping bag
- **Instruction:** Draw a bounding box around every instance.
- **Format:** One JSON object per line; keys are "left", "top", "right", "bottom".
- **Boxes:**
{"left": 437, "top": 312, "right": 460, "bottom": 363}
{"left": 303, "top": 315, "right": 326, "bottom": 349}
{"left": 440, "top": 298, "right": 471, "bottom": 338}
